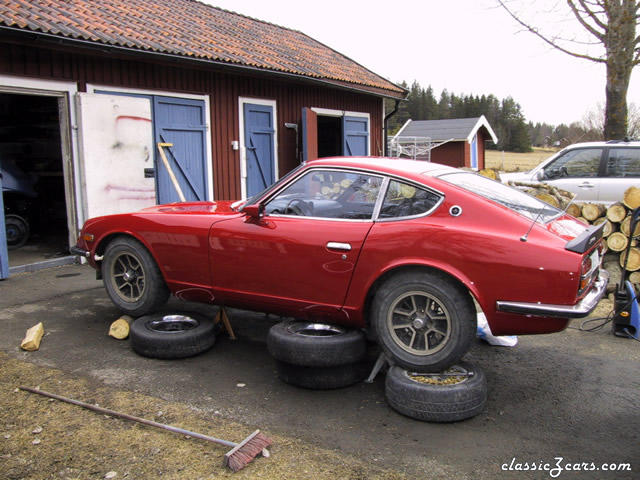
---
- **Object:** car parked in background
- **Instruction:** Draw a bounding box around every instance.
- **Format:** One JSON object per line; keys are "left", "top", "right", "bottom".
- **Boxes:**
{"left": 501, "top": 141, "right": 640, "bottom": 204}
{"left": 72, "top": 157, "right": 608, "bottom": 372}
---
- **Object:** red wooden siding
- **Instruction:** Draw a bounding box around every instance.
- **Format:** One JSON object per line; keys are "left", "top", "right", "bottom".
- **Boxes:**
{"left": 430, "top": 142, "right": 465, "bottom": 168}
{"left": 0, "top": 42, "right": 384, "bottom": 200}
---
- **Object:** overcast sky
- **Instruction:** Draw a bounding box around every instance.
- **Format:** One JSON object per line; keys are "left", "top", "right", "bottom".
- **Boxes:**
{"left": 204, "top": 0, "right": 639, "bottom": 127}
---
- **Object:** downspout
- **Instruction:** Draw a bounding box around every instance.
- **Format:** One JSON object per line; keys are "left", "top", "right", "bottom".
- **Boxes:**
{"left": 384, "top": 99, "right": 401, "bottom": 156}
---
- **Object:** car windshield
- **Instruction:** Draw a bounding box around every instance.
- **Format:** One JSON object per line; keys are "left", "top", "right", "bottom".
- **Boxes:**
{"left": 438, "top": 171, "right": 562, "bottom": 223}
{"left": 232, "top": 163, "right": 306, "bottom": 211}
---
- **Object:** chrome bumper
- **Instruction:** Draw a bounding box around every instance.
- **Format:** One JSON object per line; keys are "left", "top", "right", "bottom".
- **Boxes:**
{"left": 496, "top": 270, "right": 609, "bottom": 319}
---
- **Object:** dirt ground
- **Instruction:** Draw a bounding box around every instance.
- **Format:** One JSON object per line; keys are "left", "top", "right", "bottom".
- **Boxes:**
{"left": 0, "top": 351, "right": 405, "bottom": 480}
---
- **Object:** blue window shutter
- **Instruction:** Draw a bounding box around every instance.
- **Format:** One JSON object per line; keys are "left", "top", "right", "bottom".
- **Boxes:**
{"left": 343, "top": 116, "right": 369, "bottom": 156}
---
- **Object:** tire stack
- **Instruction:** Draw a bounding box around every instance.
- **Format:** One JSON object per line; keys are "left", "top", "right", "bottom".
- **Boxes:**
{"left": 267, "top": 321, "right": 369, "bottom": 390}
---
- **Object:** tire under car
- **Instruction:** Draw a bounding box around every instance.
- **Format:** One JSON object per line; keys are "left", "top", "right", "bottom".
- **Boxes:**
{"left": 267, "top": 320, "right": 369, "bottom": 389}
{"left": 384, "top": 361, "right": 487, "bottom": 422}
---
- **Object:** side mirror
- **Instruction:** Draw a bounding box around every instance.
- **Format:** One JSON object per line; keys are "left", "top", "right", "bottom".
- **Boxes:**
{"left": 534, "top": 170, "right": 544, "bottom": 181}
{"left": 242, "top": 204, "right": 263, "bottom": 218}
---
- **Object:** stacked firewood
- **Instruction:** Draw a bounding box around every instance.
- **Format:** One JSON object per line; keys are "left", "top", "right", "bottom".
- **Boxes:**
{"left": 506, "top": 181, "right": 640, "bottom": 291}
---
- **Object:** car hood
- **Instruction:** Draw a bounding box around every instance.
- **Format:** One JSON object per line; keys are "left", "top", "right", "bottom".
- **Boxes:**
{"left": 140, "top": 201, "right": 239, "bottom": 216}
{"left": 500, "top": 170, "right": 535, "bottom": 184}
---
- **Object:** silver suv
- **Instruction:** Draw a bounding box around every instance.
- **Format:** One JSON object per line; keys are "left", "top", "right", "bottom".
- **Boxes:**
{"left": 501, "top": 141, "right": 640, "bottom": 204}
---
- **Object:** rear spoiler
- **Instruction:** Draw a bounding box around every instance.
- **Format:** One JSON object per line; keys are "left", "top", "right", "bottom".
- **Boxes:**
{"left": 565, "top": 222, "right": 605, "bottom": 254}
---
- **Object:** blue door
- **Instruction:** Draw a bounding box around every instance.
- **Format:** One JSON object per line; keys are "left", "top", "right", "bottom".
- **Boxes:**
{"left": 154, "top": 96, "right": 208, "bottom": 204}
{"left": 0, "top": 161, "right": 8, "bottom": 280}
{"left": 471, "top": 134, "right": 478, "bottom": 169}
{"left": 343, "top": 116, "right": 369, "bottom": 156}
{"left": 244, "top": 103, "right": 276, "bottom": 197}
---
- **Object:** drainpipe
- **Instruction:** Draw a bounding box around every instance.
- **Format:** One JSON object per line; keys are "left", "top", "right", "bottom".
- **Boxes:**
{"left": 384, "top": 99, "right": 401, "bottom": 156}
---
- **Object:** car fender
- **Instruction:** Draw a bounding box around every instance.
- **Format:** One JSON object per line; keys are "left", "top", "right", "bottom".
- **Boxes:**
{"left": 343, "top": 257, "right": 485, "bottom": 328}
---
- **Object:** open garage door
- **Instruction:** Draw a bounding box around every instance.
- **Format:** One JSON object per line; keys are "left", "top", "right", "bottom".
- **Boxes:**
{"left": 76, "top": 93, "right": 156, "bottom": 219}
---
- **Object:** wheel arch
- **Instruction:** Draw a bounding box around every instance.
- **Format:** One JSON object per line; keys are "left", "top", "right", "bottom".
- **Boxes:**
{"left": 94, "top": 231, "right": 165, "bottom": 279}
{"left": 362, "top": 263, "right": 480, "bottom": 331}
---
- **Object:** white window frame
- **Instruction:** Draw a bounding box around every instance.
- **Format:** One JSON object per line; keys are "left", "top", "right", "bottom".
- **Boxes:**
{"left": 311, "top": 107, "right": 371, "bottom": 155}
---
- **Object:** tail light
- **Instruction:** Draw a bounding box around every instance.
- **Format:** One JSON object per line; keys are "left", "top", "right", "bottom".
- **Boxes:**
{"left": 578, "top": 246, "right": 600, "bottom": 295}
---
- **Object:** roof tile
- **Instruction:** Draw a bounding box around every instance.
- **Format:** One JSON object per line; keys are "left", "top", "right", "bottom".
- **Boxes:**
{"left": 0, "top": 0, "right": 404, "bottom": 96}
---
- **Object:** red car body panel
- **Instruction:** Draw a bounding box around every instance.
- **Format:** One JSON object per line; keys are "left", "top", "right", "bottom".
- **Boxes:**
{"left": 76, "top": 157, "right": 606, "bottom": 336}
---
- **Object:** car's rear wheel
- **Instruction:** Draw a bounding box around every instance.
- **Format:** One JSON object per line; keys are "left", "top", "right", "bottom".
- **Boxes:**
{"left": 371, "top": 271, "right": 475, "bottom": 372}
{"left": 102, "top": 236, "right": 169, "bottom": 316}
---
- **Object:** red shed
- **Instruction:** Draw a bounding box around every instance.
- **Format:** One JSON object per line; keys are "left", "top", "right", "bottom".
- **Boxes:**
{"left": 0, "top": 0, "right": 406, "bottom": 277}
{"left": 390, "top": 116, "right": 498, "bottom": 170}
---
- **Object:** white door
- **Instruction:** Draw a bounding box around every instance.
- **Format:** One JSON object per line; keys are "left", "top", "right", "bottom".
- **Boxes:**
{"left": 76, "top": 93, "right": 155, "bottom": 220}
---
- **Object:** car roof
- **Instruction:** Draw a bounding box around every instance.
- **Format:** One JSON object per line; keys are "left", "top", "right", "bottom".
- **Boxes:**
{"left": 306, "top": 156, "right": 459, "bottom": 180}
{"left": 564, "top": 140, "right": 640, "bottom": 149}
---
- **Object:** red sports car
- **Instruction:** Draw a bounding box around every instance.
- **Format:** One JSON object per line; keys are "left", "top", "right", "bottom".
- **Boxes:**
{"left": 72, "top": 157, "right": 608, "bottom": 371}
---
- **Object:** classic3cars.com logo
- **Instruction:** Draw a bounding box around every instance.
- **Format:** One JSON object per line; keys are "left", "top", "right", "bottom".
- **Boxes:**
{"left": 501, "top": 457, "right": 632, "bottom": 478}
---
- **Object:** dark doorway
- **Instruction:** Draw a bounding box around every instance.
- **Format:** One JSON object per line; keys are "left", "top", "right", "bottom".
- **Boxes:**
{"left": 317, "top": 115, "right": 342, "bottom": 158}
{"left": 0, "top": 93, "right": 70, "bottom": 269}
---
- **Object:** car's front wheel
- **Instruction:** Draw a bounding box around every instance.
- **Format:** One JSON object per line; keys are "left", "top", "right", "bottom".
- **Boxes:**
{"left": 371, "top": 271, "right": 475, "bottom": 372}
{"left": 102, "top": 236, "right": 169, "bottom": 316}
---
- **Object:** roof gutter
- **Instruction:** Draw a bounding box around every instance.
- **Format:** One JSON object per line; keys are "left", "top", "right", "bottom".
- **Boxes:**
{"left": 383, "top": 99, "right": 403, "bottom": 156}
{"left": 0, "top": 26, "right": 406, "bottom": 100}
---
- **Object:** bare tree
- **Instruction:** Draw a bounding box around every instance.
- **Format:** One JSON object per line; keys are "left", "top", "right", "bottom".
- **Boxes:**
{"left": 497, "top": 0, "right": 640, "bottom": 140}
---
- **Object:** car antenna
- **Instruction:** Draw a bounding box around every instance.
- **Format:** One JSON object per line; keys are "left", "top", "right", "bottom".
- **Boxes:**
{"left": 520, "top": 191, "right": 577, "bottom": 243}
{"left": 520, "top": 208, "right": 545, "bottom": 242}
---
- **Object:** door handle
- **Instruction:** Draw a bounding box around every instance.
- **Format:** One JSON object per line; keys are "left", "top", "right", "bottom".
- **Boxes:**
{"left": 579, "top": 182, "right": 595, "bottom": 189}
{"left": 327, "top": 242, "right": 352, "bottom": 251}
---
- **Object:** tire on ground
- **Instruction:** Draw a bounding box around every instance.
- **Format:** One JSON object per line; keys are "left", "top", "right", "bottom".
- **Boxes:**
{"left": 385, "top": 362, "right": 487, "bottom": 422}
{"left": 267, "top": 320, "right": 366, "bottom": 367}
{"left": 371, "top": 270, "right": 476, "bottom": 372}
{"left": 274, "top": 360, "right": 370, "bottom": 390}
{"left": 5, "top": 214, "right": 29, "bottom": 250}
{"left": 130, "top": 312, "right": 216, "bottom": 359}
{"left": 101, "top": 236, "right": 170, "bottom": 317}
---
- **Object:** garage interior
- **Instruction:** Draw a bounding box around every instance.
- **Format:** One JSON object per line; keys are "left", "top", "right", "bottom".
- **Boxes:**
{"left": 317, "top": 115, "right": 342, "bottom": 158}
{"left": 1, "top": 93, "right": 72, "bottom": 270}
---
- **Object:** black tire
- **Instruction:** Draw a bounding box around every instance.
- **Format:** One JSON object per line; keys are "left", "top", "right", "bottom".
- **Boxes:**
{"left": 5, "top": 214, "right": 29, "bottom": 249}
{"left": 130, "top": 312, "right": 216, "bottom": 359}
{"left": 274, "top": 360, "right": 370, "bottom": 389}
{"left": 385, "top": 362, "right": 487, "bottom": 422}
{"left": 371, "top": 271, "right": 476, "bottom": 372}
{"left": 101, "top": 236, "right": 170, "bottom": 317}
{"left": 267, "top": 320, "right": 366, "bottom": 367}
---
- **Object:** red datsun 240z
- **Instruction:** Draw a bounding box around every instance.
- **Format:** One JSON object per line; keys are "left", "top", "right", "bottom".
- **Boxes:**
{"left": 72, "top": 157, "right": 608, "bottom": 371}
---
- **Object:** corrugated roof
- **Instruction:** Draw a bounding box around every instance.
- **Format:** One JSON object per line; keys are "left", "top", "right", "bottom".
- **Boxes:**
{"left": 396, "top": 116, "right": 498, "bottom": 143}
{"left": 0, "top": 0, "right": 405, "bottom": 97}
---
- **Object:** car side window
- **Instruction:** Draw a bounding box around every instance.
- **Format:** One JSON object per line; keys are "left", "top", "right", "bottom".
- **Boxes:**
{"left": 264, "top": 170, "right": 383, "bottom": 220}
{"left": 606, "top": 148, "right": 640, "bottom": 177}
{"left": 379, "top": 180, "right": 441, "bottom": 219}
{"left": 543, "top": 148, "right": 602, "bottom": 179}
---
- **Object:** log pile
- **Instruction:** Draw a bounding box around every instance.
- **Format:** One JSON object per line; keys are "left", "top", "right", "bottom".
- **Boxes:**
{"left": 508, "top": 182, "right": 640, "bottom": 292}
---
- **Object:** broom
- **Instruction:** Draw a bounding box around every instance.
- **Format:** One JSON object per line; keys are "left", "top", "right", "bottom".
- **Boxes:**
{"left": 19, "top": 386, "right": 272, "bottom": 472}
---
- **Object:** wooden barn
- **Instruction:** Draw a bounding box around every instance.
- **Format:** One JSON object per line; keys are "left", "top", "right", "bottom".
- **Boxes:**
{"left": 0, "top": 0, "right": 405, "bottom": 278}
{"left": 391, "top": 116, "right": 497, "bottom": 170}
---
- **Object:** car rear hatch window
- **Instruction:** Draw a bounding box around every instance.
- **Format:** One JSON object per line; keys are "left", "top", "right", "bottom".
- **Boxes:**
{"left": 437, "top": 171, "right": 561, "bottom": 223}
